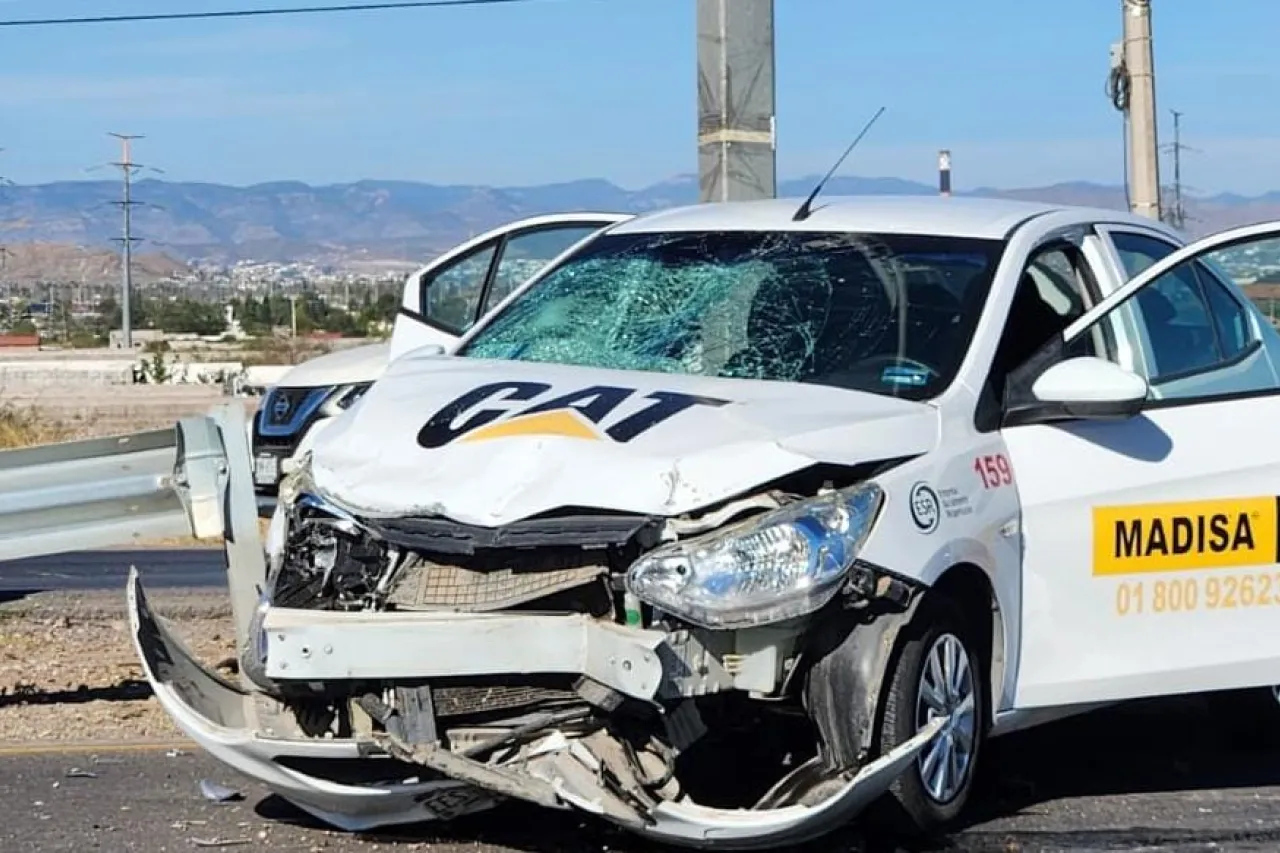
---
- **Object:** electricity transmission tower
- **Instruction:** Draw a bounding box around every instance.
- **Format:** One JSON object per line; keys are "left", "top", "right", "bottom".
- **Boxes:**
{"left": 108, "top": 133, "right": 148, "bottom": 350}
{"left": 0, "top": 245, "right": 10, "bottom": 328}
{"left": 1161, "top": 110, "right": 1199, "bottom": 231}
{"left": 0, "top": 148, "right": 12, "bottom": 327}
{"left": 0, "top": 149, "right": 8, "bottom": 267}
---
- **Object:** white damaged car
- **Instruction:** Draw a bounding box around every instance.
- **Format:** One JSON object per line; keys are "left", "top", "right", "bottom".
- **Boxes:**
{"left": 61, "top": 195, "right": 1280, "bottom": 847}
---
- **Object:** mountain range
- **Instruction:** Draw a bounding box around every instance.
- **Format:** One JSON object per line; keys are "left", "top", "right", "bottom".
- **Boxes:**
{"left": 2, "top": 174, "right": 1279, "bottom": 271}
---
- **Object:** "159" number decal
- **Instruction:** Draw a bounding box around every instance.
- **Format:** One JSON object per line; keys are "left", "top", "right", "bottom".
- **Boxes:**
{"left": 974, "top": 454, "right": 1013, "bottom": 489}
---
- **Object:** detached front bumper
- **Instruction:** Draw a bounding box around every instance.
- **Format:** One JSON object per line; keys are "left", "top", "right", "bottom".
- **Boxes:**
{"left": 126, "top": 570, "right": 499, "bottom": 831}
{"left": 132, "top": 566, "right": 946, "bottom": 849}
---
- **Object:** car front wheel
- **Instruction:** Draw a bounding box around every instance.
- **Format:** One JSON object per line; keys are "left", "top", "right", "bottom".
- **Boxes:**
{"left": 873, "top": 597, "right": 985, "bottom": 835}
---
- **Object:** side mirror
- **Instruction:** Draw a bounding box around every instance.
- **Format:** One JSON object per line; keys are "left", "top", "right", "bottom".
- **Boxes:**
{"left": 1005, "top": 356, "right": 1148, "bottom": 427}
{"left": 410, "top": 343, "right": 447, "bottom": 358}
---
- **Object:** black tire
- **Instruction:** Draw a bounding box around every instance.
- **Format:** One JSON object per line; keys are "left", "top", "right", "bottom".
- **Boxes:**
{"left": 871, "top": 596, "right": 986, "bottom": 836}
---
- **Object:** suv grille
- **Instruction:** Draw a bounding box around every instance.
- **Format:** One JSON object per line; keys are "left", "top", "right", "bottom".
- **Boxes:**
{"left": 260, "top": 386, "right": 329, "bottom": 434}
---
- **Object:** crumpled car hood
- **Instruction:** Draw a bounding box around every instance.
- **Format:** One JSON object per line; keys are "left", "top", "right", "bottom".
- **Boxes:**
{"left": 308, "top": 354, "right": 939, "bottom": 525}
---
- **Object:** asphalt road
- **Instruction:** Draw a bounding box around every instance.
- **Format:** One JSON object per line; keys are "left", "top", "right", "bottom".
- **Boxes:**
{"left": 5, "top": 693, "right": 1280, "bottom": 853}
{"left": 6, "top": 552, "right": 1280, "bottom": 850}
{"left": 0, "top": 549, "right": 225, "bottom": 593}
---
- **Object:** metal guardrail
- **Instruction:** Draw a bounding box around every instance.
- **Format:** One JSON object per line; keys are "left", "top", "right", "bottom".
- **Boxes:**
{"left": 0, "top": 403, "right": 252, "bottom": 561}
{"left": 0, "top": 428, "right": 192, "bottom": 563}
{"left": 0, "top": 403, "right": 267, "bottom": 661}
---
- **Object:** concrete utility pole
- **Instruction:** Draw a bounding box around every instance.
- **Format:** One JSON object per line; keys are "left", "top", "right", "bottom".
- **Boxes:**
{"left": 696, "top": 0, "right": 776, "bottom": 202}
{"left": 109, "top": 133, "right": 146, "bottom": 350}
{"left": 1122, "top": 0, "right": 1161, "bottom": 220}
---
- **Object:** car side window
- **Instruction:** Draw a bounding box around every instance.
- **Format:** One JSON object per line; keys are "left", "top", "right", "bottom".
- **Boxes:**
{"left": 979, "top": 242, "right": 1105, "bottom": 428}
{"left": 1136, "top": 267, "right": 1222, "bottom": 379}
{"left": 1058, "top": 233, "right": 1276, "bottom": 405}
{"left": 421, "top": 243, "right": 497, "bottom": 334}
{"left": 989, "top": 244, "right": 1099, "bottom": 373}
{"left": 483, "top": 225, "right": 602, "bottom": 314}
{"left": 1108, "top": 230, "right": 1180, "bottom": 278}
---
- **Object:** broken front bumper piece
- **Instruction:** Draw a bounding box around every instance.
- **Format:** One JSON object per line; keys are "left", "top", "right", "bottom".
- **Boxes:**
{"left": 127, "top": 571, "right": 498, "bottom": 830}
{"left": 129, "top": 569, "right": 945, "bottom": 849}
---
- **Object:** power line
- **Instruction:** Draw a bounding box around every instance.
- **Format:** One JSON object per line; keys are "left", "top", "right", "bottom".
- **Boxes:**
{"left": 0, "top": 0, "right": 568, "bottom": 28}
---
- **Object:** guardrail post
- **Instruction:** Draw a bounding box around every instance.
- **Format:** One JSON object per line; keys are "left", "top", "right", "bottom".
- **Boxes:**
{"left": 208, "top": 402, "right": 267, "bottom": 662}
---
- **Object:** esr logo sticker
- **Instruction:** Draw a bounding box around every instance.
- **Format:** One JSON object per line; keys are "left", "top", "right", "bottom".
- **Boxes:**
{"left": 909, "top": 482, "right": 941, "bottom": 534}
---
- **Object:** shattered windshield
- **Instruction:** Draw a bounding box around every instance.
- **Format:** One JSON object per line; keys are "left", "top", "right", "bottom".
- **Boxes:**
{"left": 458, "top": 229, "right": 1006, "bottom": 400}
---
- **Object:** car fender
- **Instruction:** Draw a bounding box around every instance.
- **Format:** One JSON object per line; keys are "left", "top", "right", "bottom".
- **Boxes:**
{"left": 861, "top": 434, "right": 1023, "bottom": 718}
{"left": 802, "top": 590, "right": 926, "bottom": 771}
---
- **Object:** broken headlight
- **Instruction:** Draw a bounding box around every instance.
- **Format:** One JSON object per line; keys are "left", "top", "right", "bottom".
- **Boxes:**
{"left": 277, "top": 451, "right": 314, "bottom": 508}
{"left": 625, "top": 483, "right": 883, "bottom": 629}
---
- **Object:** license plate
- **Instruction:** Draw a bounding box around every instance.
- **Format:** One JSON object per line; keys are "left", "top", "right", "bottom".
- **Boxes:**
{"left": 413, "top": 785, "right": 495, "bottom": 820}
{"left": 253, "top": 454, "right": 280, "bottom": 485}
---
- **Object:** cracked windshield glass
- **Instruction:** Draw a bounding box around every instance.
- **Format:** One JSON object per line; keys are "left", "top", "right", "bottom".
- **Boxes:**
{"left": 460, "top": 230, "right": 1005, "bottom": 399}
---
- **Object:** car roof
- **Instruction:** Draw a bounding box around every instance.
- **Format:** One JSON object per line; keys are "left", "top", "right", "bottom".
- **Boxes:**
{"left": 609, "top": 194, "right": 1168, "bottom": 241}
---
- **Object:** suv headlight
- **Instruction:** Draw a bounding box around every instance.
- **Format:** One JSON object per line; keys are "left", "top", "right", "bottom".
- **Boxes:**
{"left": 320, "top": 382, "right": 372, "bottom": 417}
{"left": 625, "top": 483, "right": 883, "bottom": 629}
{"left": 277, "top": 451, "right": 314, "bottom": 508}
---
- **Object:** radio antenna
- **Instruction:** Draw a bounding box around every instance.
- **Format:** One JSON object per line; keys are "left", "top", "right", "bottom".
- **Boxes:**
{"left": 793, "top": 105, "right": 887, "bottom": 222}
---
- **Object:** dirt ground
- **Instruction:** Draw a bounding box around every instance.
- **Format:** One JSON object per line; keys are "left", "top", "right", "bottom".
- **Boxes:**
{"left": 132, "top": 516, "right": 273, "bottom": 549}
{"left": 0, "top": 591, "right": 234, "bottom": 743}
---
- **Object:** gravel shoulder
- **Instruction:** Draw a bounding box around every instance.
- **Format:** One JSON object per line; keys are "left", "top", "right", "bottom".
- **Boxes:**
{"left": 0, "top": 588, "right": 234, "bottom": 743}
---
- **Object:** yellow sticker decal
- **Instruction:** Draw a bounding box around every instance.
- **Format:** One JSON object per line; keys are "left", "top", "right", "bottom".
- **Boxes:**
{"left": 1092, "top": 496, "right": 1279, "bottom": 576}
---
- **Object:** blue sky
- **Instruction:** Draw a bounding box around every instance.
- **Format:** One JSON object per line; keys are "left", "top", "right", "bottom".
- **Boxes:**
{"left": 0, "top": 0, "right": 1278, "bottom": 193}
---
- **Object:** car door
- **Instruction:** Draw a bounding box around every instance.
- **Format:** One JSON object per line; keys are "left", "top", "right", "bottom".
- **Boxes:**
{"left": 1000, "top": 221, "right": 1280, "bottom": 709}
{"left": 389, "top": 213, "right": 630, "bottom": 361}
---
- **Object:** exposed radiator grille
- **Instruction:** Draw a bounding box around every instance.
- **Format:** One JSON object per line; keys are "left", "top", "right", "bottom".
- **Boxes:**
{"left": 385, "top": 549, "right": 607, "bottom": 612}
{"left": 432, "top": 683, "right": 577, "bottom": 718}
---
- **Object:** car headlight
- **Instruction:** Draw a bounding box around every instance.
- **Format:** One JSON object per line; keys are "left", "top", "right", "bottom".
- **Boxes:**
{"left": 320, "top": 382, "right": 372, "bottom": 417}
{"left": 625, "top": 482, "right": 884, "bottom": 630}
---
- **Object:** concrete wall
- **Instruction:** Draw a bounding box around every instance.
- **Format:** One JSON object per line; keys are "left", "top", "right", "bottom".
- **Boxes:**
{"left": 0, "top": 361, "right": 134, "bottom": 385}
{"left": 0, "top": 382, "right": 255, "bottom": 436}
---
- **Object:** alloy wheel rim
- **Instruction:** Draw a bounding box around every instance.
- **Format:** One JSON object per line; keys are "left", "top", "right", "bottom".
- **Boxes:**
{"left": 915, "top": 632, "right": 977, "bottom": 804}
